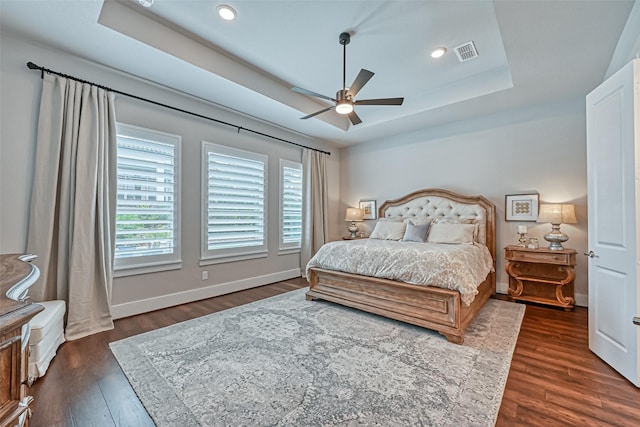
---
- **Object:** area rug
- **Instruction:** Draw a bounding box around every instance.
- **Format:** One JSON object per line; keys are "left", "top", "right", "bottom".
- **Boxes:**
{"left": 110, "top": 289, "right": 525, "bottom": 426}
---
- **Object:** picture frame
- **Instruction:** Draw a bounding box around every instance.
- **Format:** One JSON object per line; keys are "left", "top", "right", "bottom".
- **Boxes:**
{"left": 359, "top": 199, "right": 377, "bottom": 220}
{"left": 505, "top": 193, "right": 539, "bottom": 222}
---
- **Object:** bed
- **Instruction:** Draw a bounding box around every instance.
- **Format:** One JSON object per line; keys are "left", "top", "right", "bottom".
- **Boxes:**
{"left": 305, "top": 188, "right": 496, "bottom": 344}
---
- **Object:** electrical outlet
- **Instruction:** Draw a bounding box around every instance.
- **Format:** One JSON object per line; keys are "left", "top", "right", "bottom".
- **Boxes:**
{"left": 202, "top": 271, "right": 208, "bottom": 281}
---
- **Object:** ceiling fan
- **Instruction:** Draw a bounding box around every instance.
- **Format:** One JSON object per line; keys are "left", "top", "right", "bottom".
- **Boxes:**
{"left": 292, "top": 32, "right": 404, "bottom": 126}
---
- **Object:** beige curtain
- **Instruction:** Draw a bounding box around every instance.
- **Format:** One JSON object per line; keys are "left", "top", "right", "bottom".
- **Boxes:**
{"left": 27, "top": 73, "right": 117, "bottom": 341}
{"left": 300, "top": 149, "right": 329, "bottom": 270}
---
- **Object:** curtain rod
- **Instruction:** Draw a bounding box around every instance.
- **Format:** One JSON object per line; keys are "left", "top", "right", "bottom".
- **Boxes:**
{"left": 26, "top": 62, "right": 331, "bottom": 156}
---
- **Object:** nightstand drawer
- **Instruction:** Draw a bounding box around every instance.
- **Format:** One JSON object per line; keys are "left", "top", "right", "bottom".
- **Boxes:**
{"left": 506, "top": 249, "right": 572, "bottom": 265}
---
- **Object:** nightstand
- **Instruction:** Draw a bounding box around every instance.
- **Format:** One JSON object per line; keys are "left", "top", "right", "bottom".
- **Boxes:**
{"left": 504, "top": 245, "right": 576, "bottom": 311}
{"left": 342, "top": 236, "right": 366, "bottom": 240}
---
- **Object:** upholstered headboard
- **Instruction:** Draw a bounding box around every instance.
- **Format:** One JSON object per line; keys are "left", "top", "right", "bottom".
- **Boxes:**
{"left": 378, "top": 188, "right": 496, "bottom": 261}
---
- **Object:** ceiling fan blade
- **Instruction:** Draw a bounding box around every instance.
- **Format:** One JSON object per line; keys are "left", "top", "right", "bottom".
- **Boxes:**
{"left": 346, "top": 69, "right": 374, "bottom": 98}
{"left": 355, "top": 97, "right": 404, "bottom": 106}
{"left": 292, "top": 86, "right": 336, "bottom": 102}
{"left": 301, "top": 106, "right": 335, "bottom": 120}
{"left": 348, "top": 110, "right": 362, "bottom": 126}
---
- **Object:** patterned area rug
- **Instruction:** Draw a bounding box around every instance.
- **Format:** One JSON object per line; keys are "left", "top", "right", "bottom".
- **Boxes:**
{"left": 110, "top": 289, "right": 524, "bottom": 426}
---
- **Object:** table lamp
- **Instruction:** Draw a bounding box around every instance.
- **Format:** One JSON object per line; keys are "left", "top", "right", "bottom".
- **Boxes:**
{"left": 345, "top": 208, "right": 364, "bottom": 238}
{"left": 536, "top": 203, "right": 577, "bottom": 250}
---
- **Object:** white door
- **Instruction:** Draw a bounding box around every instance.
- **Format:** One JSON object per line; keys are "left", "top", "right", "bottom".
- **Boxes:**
{"left": 586, "top": 59, "right": 639, "bottom": 387}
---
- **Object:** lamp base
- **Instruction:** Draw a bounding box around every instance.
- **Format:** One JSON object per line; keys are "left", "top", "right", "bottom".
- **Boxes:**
{"left": 348, "top": 222, "right": 359, "bottom": 238}
{"left": 544, "top": 224, "right": 568, "bottom": 250}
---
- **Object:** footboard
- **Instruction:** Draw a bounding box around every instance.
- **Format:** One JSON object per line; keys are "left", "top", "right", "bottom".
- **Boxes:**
{"left": 306, "top": 268, "right": 493, "bottom": 344}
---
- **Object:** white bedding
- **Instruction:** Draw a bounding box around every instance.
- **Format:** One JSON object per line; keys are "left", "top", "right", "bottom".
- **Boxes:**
{"left": 305, "top": 239, "right": 494, "bottom": 305}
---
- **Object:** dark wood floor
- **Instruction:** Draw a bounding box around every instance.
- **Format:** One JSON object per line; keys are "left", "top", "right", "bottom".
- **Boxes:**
{"left": 30, "top": 279, "right": 639, "bottom": 426}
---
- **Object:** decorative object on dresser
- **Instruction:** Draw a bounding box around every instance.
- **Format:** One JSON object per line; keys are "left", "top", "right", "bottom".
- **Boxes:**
{"left": 505, "top": 245, "right": 576, "bottom": 310}
{"left": 358, "top": 199, "right": 377, "bottom": 220}
{"left": 505, "top": 193, "right": 539, "bottom": 221}
{"left": 110, "top": 289, "right": 525, "bottom": 426}
{"left": 1, "top": 254, "right": 44, "bottom": 427}
{"left": 536, "top": 203, "right": 577, "bottom": 250}
{"left": 307, "top": 188, "right": 496, "bottom": 344}
{"left": 344, "top": 207, "right": 363, "bottom": 238}
{"left": 517, "top": 225, "right": 528, "bottom": 247}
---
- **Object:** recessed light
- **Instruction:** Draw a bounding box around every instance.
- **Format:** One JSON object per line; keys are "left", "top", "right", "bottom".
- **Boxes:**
{"left": 431, "top": 47, "right": 447, "bottom": 58}
{"left": 138, "top": 0, "right": 153, "bottom": 7}
{"left": 217, "top": 5, "right": 237, "bottom": 21}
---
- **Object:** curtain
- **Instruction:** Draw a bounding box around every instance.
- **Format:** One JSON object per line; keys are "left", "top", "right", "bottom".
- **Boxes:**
{"left": 300, "top": 149, "right": 329, "bottom": 270}
{"left": 27, "top": 73, "right": 117, "bottom": 341}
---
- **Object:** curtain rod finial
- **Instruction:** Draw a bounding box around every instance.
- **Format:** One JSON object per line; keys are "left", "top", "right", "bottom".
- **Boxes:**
{"left": 27, "top": 62, "right": 39, "bottom": 70}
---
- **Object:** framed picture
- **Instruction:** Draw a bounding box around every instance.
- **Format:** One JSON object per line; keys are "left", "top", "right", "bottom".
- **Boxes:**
{"left": 359, "top": 199, "right": 377, "bottom": 220}
{"left": 505, "top": 193, "right": 539, "bottom": 222}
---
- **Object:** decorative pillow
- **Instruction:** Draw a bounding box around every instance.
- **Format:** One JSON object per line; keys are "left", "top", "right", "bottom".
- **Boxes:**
{"left": 402, "top": 220, "right": 431, "bottom": 243}
{"left": 426, "top": 223, "right": 476, "bottom": 244}
{"left": 369, "top": 220, "right": 406, "bottom": 240}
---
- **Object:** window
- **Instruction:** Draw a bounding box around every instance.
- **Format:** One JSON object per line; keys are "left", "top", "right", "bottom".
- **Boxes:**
{"left": 201, "top": 142, "right": 267, "bottom": 263}
{"left": 114, "top": 124, "right": 181, "bottom": 275}
{"left": 280, "top": 159, "right": 302, "bottom": 251}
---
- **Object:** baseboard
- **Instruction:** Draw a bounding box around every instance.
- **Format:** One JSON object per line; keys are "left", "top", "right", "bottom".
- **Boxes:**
{"left": 110, "top": 269, "right": 302, "bottom": 319}
{"left": 496, "top": 282, "right": 509, "bottom": 295}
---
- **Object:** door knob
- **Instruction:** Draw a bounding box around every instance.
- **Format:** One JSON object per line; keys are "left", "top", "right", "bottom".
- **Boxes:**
{"left": 634, "top": 317, "right": 640, "bottom": 326}
{"left": 584, "top": 250, "right": 599, "bottom": 258}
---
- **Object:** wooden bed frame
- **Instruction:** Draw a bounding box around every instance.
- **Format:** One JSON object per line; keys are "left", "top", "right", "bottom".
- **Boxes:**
{"left": 306, "top": 188, "right": 496, "bottom": 344}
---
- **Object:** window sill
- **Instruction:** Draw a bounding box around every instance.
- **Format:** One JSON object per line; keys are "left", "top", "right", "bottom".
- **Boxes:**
{"left": 199, "top": 250, "right": 268, "bottom": 266}
{"left": 114, "top": 260, "right": 182, "bottom": 278}
{"left": 278, "top": 247, "right": 301, "bottom": 256}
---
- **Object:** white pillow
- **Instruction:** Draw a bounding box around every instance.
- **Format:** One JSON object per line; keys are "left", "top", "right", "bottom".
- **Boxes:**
{"left": 432, "top": 218, "right": 479, "bottom": 242}
{"left": 427, "top": 223, "right": 476, "bottom": 244}
{"left": 369, "top": 220, "right": 406, "bottom": 240}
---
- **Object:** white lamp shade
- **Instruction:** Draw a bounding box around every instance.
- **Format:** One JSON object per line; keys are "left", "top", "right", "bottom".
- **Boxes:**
{"left": 345, "top": 207, "right": 364, "bottom": 222}
{"left": 537, "top": 203, "right": 577, "bottom": 224}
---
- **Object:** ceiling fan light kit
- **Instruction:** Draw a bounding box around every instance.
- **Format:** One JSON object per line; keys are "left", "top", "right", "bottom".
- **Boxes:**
{"left": 336, "top": 102, "right": 353, "bottom": 115}
{"left": 292, "top": 32, "right": 404, "bottom": 126}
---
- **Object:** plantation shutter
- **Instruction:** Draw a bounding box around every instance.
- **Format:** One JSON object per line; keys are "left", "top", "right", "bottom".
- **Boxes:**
{"left": 115, "top": 132, "right": 177, "bottom": 261}
{"left": 206, "top": 150, "right": 265, "bottom": 251}
{"left": 281, "top": 162, "right": 302, "bottom": 247}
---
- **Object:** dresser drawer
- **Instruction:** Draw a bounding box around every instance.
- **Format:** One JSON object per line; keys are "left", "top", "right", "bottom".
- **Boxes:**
{"left": 506, "top": 248, "right": 573, "bottom": 265}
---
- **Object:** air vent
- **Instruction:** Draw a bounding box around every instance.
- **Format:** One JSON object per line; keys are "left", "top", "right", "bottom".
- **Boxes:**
{"left": 455, "top": 42, "right": 478, "bottom": 62}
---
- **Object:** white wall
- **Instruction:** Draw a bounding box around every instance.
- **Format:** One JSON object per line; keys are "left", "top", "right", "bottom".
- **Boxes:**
{"left": 339, "top": 99, "right": 589, "bottom": 305}
{"left": 606, "top": 0, "right": 640, "bottom": 78}
{"left": 0, "top": 31, "right": 340, "bottom": 317}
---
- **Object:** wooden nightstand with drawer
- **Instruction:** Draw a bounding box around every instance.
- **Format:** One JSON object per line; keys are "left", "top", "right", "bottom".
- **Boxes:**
{"left": 504, "top": 245, "right": 577, "bottom": 310}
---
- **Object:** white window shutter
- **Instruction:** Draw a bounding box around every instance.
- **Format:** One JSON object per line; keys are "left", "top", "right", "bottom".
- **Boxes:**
{"left": 115, "top": 124, "right": 181, "bottom": 273}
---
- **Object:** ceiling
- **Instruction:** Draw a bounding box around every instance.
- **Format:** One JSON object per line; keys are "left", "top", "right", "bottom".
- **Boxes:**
{"left": 0, "top": 0, "right": 635, "bottom": 148}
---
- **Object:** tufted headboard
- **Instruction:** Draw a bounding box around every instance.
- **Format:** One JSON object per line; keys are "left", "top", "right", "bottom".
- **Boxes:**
{"left": 378, "top": 188, "right": 496, "bottom": 262}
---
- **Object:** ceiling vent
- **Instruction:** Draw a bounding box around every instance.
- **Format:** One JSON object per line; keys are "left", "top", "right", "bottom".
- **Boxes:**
{"left": 455, "top": 42, "right": 478, "bottom": 62}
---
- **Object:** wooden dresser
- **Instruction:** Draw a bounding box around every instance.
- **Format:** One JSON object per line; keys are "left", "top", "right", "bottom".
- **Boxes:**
{"left": 505, "top": 245, "right": 577, "bottom": 311}
{"left": 1, "top": 254, "right": 44, "bottom": 427}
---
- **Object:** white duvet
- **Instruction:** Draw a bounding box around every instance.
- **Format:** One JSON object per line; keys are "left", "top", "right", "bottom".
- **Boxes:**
{"left": 305, "top": 239, "right": 494, "bottom": 305}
